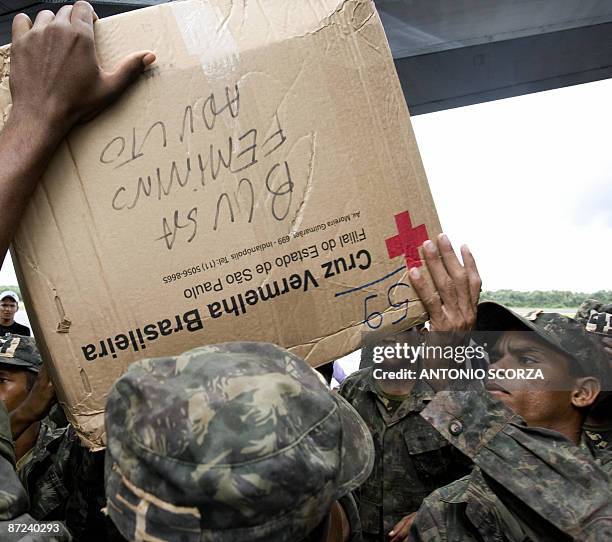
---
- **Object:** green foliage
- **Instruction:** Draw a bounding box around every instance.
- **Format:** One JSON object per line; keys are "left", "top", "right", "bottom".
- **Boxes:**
{"left": 0, "top": 285, "right": 21, "bottom": 297}
{"left": 0, "top": 286, "right": 609, "bottom": 310}
{"left": 481, "top": 290, "right": 612, "bottom": 308}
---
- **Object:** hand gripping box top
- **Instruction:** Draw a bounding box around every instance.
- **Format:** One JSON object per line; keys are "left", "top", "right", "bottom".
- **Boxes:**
{"left": 0, "top": 0, "right": 440, "bottom": 448}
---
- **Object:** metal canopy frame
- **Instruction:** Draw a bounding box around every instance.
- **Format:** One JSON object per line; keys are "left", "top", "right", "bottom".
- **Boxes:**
{"left": 0, "top": 1, "right": 611, "bottom": 114}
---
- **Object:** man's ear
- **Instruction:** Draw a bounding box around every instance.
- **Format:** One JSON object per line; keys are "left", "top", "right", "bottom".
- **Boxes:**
{"left": 571, "top": 377, "right": 601, "bottom": 409}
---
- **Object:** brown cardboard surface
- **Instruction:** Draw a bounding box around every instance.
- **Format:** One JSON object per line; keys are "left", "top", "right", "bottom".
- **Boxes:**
{"left": 0, "top": 0, "right": 440, "bottom": 448}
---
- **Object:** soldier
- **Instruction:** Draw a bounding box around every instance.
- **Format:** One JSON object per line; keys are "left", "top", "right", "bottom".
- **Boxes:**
{"left": 0, "top": 335, "right": 55, "bottom": 466}
{"left": 339, "top": 328, "right": 471, "bottom": 542}
{"left": 406, "top": 234, "right": 612, "bottom": 541}
{"left": 575, "top": 298, "right": 612, "bottom": 358}
{"left": 0, "top": 400, "right": 71, "bottom": 540}
{"left": 2, "top": 334, "right": 76, "bottom": 520}
{"left": 575, "top": 299, "right": 612, "bottom": 448}
{"left": 2, "top": 334, "right": 119, "bottom": 541}
{"left": 104, "top": 342, "right": 374, "bottom": 542}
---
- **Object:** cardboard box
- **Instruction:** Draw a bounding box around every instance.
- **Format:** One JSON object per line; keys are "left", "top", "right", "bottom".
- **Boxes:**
{"left": 0, "top": 0, "right": 440, "bottom": 448}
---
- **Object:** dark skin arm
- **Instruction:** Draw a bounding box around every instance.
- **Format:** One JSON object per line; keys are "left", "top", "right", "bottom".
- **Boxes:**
{"left": 389, "top": 511, "right": 416, "bottom": 542}
{"left": 9, "top": 364, "right": 55, "bottom": 441}
{"left": 0, "top": 1, "right": 155, "bottom": 267}
{"left": 409, "top": 234, "right": 481, "bottom": 334}
{"left": 327, "top": 501, "right": 350, "bottom": 542}
{"left": 408, "top": 234, "right": 482, "bottom": 390}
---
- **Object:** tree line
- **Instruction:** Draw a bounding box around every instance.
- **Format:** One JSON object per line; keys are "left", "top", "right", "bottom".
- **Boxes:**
{"left": 0, "top": 286, "right": 21, "bottom": 297}
{"left": 480, "top": 290, "right": 612, "bottom": 308}
{"left": 2, "top": 285, "right": 610, "bottom": 309}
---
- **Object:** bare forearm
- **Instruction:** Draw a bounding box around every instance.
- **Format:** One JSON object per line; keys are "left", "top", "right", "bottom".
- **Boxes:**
{"left": 9, "top": 402, "right": 39, "bottom": 441}
{"left": 9, "top": 363, "right": 56, "bottom": 440}
{"left": 1, "top": 1, "right": 153, "bottom": 267}
{"left": 0, "top": 110, "right": 65, "bottom": 266}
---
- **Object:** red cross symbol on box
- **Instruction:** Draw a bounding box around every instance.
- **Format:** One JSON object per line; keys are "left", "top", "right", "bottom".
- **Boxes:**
{"left": 385, "top": 211, "right": 429, "bottom": 268}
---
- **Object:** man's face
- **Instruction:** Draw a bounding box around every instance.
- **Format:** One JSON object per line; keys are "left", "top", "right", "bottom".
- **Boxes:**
{"left": 485, "top": 331, "right": 579, "bottom": 428}
{"left": 0, "top": 297, "right": 17, "bottom": 325}
{"left": 0, "top": 366, "right": 31, "bottom": 412}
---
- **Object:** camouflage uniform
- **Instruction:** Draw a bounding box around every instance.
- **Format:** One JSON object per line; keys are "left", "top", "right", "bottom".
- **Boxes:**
{"left": 575, "top": 299, "right": 612, "bottom": 332}
{"left": 585, "top": 428, "right": 611, "bottom": 450}
{"left": 0, "top": 334, "right": 40, "bottom": 372}
{"left": 104, "top": 342, "right": 375, "bottom": 542}
{"left": 410, "top": 391, "right": 612, "bottom": 541}
{"left": 339, "top": 368, "right": 471, "bottom": 540}
{"left": 17, "top": 418, "right": 118, "bottom": 541}
{"left": 0, "top": 335, "right": 114, "bottom": 541}
{"left": 0, "top": 400, "right": 71, "bottom": 541}
{"left": 410, "top": 303, "right": 612, "bottom": 541}
{"left": 575, "top": 299, "right": 612, "bottom": 448}
{"left": 17, "top": 418, "right": 76, "bottom": 519}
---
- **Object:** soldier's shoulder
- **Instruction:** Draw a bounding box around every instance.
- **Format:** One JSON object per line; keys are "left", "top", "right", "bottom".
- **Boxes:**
{"left": 338, "top": 367, "right": 372, "bottom": 400}
{"left": 25, "top": 421, "right": 81, "bottom": 481}
{"left": 36, "top": 419, "right": 76, "bottom": 451}
{"left": 432, "top": 475, "right": 471, "bottom": 504}
{"left": 412, "top": 475, "right": 471, "bottom": 513}
{"left": 411, "top": 475, "right": 471, "bottom": 537}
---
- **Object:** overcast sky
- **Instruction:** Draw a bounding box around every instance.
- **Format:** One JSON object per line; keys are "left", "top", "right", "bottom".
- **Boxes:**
{"left": 1, "top": 79, "right": 611, "bottom": 293}
{"left": 411, "top": 78, "right": 612, "bottom": 292}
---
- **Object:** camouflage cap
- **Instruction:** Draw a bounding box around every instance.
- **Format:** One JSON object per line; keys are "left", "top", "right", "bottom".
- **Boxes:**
{"left": 476, "top": 302, "right": 609, "bottom": 384}
{"left": 105, "top": 342, "right": 374, "bottom": 542}
{"left": 0, "top": 335, "right": 41, "bottom": 373}
{"left": 575, "top": 299, "right": 602, "bottom": 324}
{"left": 575, "top": 299, "right": 612, "bottom": 337}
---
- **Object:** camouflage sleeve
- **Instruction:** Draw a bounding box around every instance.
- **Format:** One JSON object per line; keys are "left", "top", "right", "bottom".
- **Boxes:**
{"left": 407, "top": 493, "right": 446, "bottom": 542}
{"left": 338, "top": 369, "right": 368, "bottom": 405}
{"left": 0, "top": 402, "right": 27, "bottom": 521}
{"left": 337, "top": 373, "right": 357, "bottom": 403}
{"left": 0, "top": 404, "right": 71, "bottom": 540}
{"left": 421, "top": 390, "right": 612, "bottom": 539}
{"left": 0, "top": 401, "right": 14, "bottom": 464}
